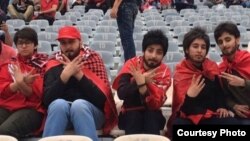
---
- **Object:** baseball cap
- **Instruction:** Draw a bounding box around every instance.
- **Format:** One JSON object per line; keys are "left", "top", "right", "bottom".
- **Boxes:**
{"left": 57, "top": 26, "right": 81, "bottom": 40}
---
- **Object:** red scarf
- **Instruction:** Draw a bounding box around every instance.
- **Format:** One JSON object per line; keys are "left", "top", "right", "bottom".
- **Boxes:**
{"left": 10, "top": 53, "right": 49, "bottom": 76}
{"left": 46, "top": 46, "right": 117, "bottom": 134}
{"left": 112, "top": 56, "right": 171, "bottom": 110}
{"left": 167, "top": 59, "right": 220, "bottom": 136}
{"left": 219, "top": 50, "right": 250, "bottom": 79}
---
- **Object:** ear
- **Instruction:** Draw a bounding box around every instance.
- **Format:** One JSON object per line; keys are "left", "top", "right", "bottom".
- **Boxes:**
{"left": 236, "top": 37, "right": 240, "bottom": 46}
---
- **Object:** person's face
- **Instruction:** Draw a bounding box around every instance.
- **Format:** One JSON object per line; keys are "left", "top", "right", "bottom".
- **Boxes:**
{"left": 217, "top": 32, "right": 239, "bottom": 57}
{"left": 16, "top": 39, "right": 36, "bottom": 57}
{"left": 59, "top": 38, "right": 81, "bottom": 60}
{"left": 185, "top": 38, "right": 207, "bottom": 65}
{"left": 143, "top": 44, "right": 164, "bottom": 69}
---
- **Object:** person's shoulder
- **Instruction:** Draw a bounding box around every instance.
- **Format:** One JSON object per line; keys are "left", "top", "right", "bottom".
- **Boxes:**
{"left": 45, "top": 58, "right": 61, "bottom": 72}
{"left": 2, "top": 43, "right": 16, "bottom": 54}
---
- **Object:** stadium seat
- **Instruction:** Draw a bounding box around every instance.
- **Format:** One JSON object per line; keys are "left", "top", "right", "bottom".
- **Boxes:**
{"left": 114, "top": 134, "right": 170, "bottom": 141}
{"left": 38, "top": 135, "right": 92, "bottom": 141}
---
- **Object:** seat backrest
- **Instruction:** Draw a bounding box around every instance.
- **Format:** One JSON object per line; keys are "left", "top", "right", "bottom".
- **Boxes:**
{"left": 38, "top": 41, "right": 52, "bottom": 55}
{"left": 114, "top": 134, "right": 170, "bottom": 141}
{"left": 96, "top": 26, "right": 117, "bottom": 34}
{"left": 90, "top": 41, "right": 116, "bottom": 55}
{"left": 93, "top": 33, "right": 117, "bottom": 43}
{"left": 6, "top": 19, "right": 25, "bottom": 30}
{"left": 0, "top": 135, "right": 18, "bottom": 141}
{"left": 38, "top": 135, "right": 92, "bottom": 141}
{"left": 29, "top": 19, "right": 49, "bottom": 31}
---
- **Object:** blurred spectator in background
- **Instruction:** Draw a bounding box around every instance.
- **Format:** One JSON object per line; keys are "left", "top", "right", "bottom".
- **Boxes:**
{"left": 85, "top": 0, "right": 108, "bottom": 13}
{"left": 34, "top": 0, "right": 58, "bottom": 25}
{"left": 0, "top": 22, "right": 13, "bottom": 46}
{"left": 71, "top": 0, "right": 85, "bottom": 9}
{"left": 204, "top": 0, "right": 225, "bottom": 8}
{"left": 8, "top": 0, "right": 34, "bottom": 22}
{"left": 57, "top": 0, "right": 68, "bottom": 15}
{"left": 33, "top": 0, "right": 41, "bottom": 11}
{"left": 174, "top": 0, "right": 197, "bottom": 12}
{"left": 0, "top": 0, "right": 10, "bottom": 14}
{"left": 226, "top": 0, "right": 250, "bottom": 8}
{"left": 160, "top": 0, "right": 172, "bottom": 10}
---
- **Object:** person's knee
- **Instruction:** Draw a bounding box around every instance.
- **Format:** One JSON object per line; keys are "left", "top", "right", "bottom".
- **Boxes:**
{"left": 48, "top": 99, "right": 70, "bottom": 113}
{"left": 71, "top": 99, "right": 92, "bottom": 113}
{"left": 0, "top": 126, "right": 15, "bottom": 137}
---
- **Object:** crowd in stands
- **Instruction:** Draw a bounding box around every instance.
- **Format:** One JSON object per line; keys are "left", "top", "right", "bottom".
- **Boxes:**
{"left": 0, "top": 0, "right": 250, "bottom": 141}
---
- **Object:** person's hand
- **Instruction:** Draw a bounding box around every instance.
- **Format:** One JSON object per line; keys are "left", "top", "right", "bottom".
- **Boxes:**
{"left": 0, "top": 22, "right": 9, "bottom": 33}
{"left": 143, "top": 66, "right": 159, "bottom": 84}
{"left": 23, "top": 68, "right": 39, "bottom": 84}
{"left": 59, "top": 54, "right": 84, "bottom": 77}
{"left": 110, "top": 7, "right": 118, "bottom": 18}
{"left": 11, "top": 64, "right": 25, "bottom": 84}
{"left": 216, "top": 108, "right": 230, "bottom": 118}
{"left": 187, "top": 75, "right": 205, "bottom": 97}
{"left": 233, "top": 104, "right": 250, "bottom": 118}
{"left": 220, "top": 72, "right": 245, "bottom": 87}
{"left": 129, "top": 61, "right": 145, "bottom": 86}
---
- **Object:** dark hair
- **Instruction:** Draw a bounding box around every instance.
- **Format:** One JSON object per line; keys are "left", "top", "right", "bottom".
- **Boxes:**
{"left": 214, "top": 22, "right": 240, "bottom": 44}
{"left": 14, "top": 27, "right": 38, "bottom": 46}
{"left": 142, "top": 29, "right": 168, "bottom": 56}
{"left": 183, "top": 27, "right": 210, "bottom": 58}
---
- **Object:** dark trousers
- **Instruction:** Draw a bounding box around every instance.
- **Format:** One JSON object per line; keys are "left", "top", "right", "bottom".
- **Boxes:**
{"left": 0, "top": 0, "right": 9, "bottom": 13}
{"left": 35, "top": 14, "right": 55, "bottom": 25}
{"left": 118, "top": 110, "right": 166, "bottom": 135}
{"left": 117, "top": 2, "right": 138, "bottom": 61}
{"left": 174, "top": 2, "right": 197, "bottom": 12}
{"left": 85, "top": 3, "right": 108, "bottom": 14}
{"left": 0, "top": 108, "right": 43, "bottom": 138}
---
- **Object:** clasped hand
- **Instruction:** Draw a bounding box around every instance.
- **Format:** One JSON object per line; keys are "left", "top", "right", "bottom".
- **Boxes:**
{"left": 59, "top": 54, "right": 84, "bottom": 78}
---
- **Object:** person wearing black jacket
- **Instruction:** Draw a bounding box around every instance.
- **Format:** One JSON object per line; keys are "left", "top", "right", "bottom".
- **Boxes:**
{"left": 42, "top": 26, "right": 117, "bottom": 141}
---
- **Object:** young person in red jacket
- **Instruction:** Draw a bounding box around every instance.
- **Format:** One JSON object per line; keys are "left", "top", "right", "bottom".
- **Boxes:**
{"left": 0, "top": 27, "right": 48, "bottom": 138}
{"left": 113, "top": 29, "right": 171, "bottom": 135}
{"left": 214, "top": 22, "right": 250, "bottom": 124}
{"left": 167, "top": 27, "right": 239, "bottom": 139}
{"left": 42, "top": 26, "right": 117, "bottom": 141}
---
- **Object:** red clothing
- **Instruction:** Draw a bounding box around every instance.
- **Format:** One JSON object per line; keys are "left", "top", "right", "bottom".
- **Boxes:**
{"left": 46, "top": 47, "right": 117, "bottom": 134}
{"left": 113, "top": 56, "right": 171, "bottom": 110}
{"left": 0, "top": 54, "right": 48, "bottom": 113}
{"left": 41, "top": 0, "right": 58, "bottom": 17}
{"left": 87, "top": 0, "right": 105, "bottom": 4}
{"left": 160, "top": 0, "right": 171, "bottom": 5}
{"left": 167, "top": 59, "right": 220, "bottom": 136}
{"left": 0, "top": 42, "right": 16, "bottom": 66}
{"left": 219, "top": 50, "right": 250, "bottom": 79}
